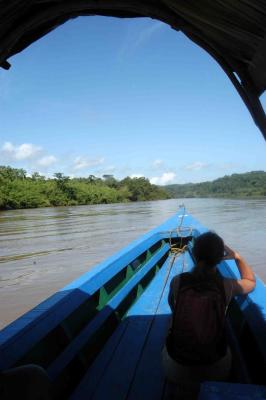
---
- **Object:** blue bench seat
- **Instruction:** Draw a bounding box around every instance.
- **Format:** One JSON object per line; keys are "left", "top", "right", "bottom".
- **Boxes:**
{"left": 198, "top": 381, "right": 266, "bottom": 400}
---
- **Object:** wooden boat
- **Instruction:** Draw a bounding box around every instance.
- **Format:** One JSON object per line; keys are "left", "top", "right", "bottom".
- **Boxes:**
{"left": 0, "top": 207, "right": 265, "bottom": 399}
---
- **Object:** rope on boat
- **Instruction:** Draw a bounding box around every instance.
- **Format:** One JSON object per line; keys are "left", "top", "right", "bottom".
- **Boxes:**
{"left": 168, "top": 205, "right": 192, "bottom": 273}
{"left": 162, "top": 244, "right": 187, "bottom": 290}
{"left": 164, "top": 213, "right": 189, "bottom": 284}
{"left": 170, "top": 244, "right": 187, "bottom": 273}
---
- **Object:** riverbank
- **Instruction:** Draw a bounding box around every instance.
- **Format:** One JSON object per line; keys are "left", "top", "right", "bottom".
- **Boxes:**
{"left": 1, "top": 167, "right": 266, "bottom": 210}
{"left": 164, "top": 171, "right": 266, "bottom": 198}
{"left": 0, "top": 166, "right": 169, "bottom": 210}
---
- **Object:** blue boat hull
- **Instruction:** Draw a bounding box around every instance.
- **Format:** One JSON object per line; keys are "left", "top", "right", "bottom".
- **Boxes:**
{"left": 0, "top": 210, "right": 265, "bottom": 398}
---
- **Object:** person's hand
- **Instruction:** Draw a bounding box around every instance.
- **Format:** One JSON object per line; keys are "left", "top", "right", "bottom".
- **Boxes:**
{"left": 223, "top": 244, "right": 241, "bottom": 261}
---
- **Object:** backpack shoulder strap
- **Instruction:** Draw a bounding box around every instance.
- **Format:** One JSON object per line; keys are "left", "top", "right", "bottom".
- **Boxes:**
{"left": 168, "top": 273, "right": 186, "bottom": 311}
{"left": 170, "top": 272, "right": 193, "bottom": 321}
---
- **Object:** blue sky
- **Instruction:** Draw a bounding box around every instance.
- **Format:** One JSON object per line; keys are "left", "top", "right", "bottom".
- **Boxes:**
{"left": 0, "top": 16, "right": 265, "bottom": 184}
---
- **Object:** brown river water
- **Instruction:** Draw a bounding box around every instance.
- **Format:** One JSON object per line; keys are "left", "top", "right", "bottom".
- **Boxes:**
{"left": 0, "top": 198, "right": 265, "bottom": 329}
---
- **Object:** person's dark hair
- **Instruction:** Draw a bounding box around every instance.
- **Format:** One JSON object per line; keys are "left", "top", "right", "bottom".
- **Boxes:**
{"left": 192, "top": 231, "right": 224, "bottom": 275}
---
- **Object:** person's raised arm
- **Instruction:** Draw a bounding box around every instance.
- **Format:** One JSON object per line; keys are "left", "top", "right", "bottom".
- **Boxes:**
{"left": 224, "top": 245, "right": 256, "bottom": 295}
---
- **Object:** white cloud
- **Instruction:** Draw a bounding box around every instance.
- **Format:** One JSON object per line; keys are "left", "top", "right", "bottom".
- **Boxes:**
{"left": 184, "top": 162, "right": 209, "bottom": 171}
{"left": 153, "top": 159, "right": 164, "bottom": 168}
{"left": 2, "top": 142, "right": 42, "bottom": 160}
{"left": 132, "top": 21, "right": 164, "bottom": 50}
{"left": 150, "top": 172, "right": 176, "bottom": 185}
{"left": 73, "top": 156, "right": 105, "bottom": 170}
{"left": 119, "top": 20, "right": 164, "bottom": 59}
{"left": 37, "top": 155, "right": 57, "bottom": 167}
{"left": 130, "top": 174, "right": 144, "bottom": 178}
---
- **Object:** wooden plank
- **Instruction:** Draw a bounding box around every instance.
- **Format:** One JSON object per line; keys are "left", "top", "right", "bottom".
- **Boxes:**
{"left": 0, "top": 289, "right": 87, "bottom": 369}
{"left": 127, "top": 252, "right": 195, "bottom": 400}
{"left": 47, "top": 245, "right": 169, "bottom": 381}
{"left": 87, "top": 252, "right": 193, "bottom": 400}
{"left": 91, "top": 316, "right": 152, "bottom": 400}
{"left": 72, "top": 255, "right": 174, "bottom": 400}
{"left": 69, "top": 319, "right": 129, "bottom": 400}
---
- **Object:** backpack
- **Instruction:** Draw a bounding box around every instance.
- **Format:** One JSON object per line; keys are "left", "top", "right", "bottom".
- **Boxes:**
{"left": 166, "top": 272, "right": 227, "bottom": 365}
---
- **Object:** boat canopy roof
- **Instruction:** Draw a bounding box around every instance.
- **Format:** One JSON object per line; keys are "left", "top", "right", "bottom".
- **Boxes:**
{"left": 1, "top": 0, "right": 266, "bottom": 139}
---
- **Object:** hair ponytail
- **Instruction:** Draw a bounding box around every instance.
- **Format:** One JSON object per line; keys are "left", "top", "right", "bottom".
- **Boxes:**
{"left": 192, "top": 232, "right": 224, "bottom": 279}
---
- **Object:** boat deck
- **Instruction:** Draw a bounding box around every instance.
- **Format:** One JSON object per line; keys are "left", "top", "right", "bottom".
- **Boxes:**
{"left": 71, "top": 251, "right": 193, "bottom": 400}
{"left": 1, "top": 212, "right": 265, "bottom": 399}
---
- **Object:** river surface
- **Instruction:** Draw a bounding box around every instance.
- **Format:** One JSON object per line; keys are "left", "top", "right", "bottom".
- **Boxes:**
{"left": 0, "top": 198, "right": 265, "bottom": 329}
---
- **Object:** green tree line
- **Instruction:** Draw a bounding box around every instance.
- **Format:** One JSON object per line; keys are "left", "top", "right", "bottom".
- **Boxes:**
{"left": 0, "top": 166, "right": 169, "bottom": 210}
{"left": 164, "top": 171, "right": 266, "bottom": 198}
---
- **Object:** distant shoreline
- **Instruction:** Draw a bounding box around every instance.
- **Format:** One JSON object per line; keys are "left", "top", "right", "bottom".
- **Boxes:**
{"left": 1, "top": 168, "right": 265, "bottom": 210}
{"left": 167, "top": 195, "right": 266, "bottom": 199}
{"left": 1, "top": 195, "right": 266, "bottom": 212}
{"left": 164, "top": 171, "right": 266, "bottom": 199}
{"left": 0, "top": 198, "right": 168, "bottom": 212}
{"left": 0, "top": 167, "right": 169, "bottom": 210}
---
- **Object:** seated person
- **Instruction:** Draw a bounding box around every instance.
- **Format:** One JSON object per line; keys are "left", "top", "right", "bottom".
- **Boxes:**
{"left": 162, "top": 231, "right": 256, "bottom": 399}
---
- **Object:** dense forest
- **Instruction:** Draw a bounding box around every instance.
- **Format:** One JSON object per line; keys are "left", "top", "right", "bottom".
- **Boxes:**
{"left": 0, "top": 166, "right": 169, "bottom": 210}
{"left": 1, "top": 168, "right": 266, "bottom": 210}
{"left": 165, "top": 171, "right": 266, "bottom": 198}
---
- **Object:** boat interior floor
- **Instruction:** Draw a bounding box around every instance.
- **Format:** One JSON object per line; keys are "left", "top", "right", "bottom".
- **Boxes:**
{"left": 70, "top": 251, "right": 246, "bottom": 400}
{"left": 70, "top": 252, "right": 186, "bottom": 399}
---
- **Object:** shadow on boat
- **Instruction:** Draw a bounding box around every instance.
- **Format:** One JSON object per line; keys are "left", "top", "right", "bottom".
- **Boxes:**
{"left": 0, "top": 291, "right": 265, "bottom": 400}
{"left": 46, "top": 294, "right": 265, "bottom": 399}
